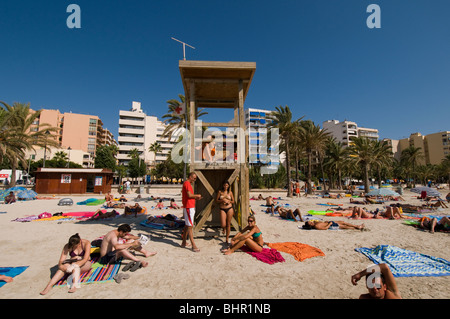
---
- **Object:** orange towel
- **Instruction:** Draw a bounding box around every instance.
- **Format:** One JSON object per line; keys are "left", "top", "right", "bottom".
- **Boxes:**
{"left": 267, "top": 242, "right": 325, "bottom": 262}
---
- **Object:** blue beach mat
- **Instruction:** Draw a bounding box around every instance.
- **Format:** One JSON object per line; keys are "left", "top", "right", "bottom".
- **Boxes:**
{"left": 0, "top": 266, "right": 29, "bottom": 287}
{"left": 355, "top": 245, "right": 450, "bottom": 277}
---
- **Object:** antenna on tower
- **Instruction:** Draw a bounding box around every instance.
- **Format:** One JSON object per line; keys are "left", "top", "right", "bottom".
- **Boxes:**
{"left": 171, "top": 37, "right": 195, "bottom": 60}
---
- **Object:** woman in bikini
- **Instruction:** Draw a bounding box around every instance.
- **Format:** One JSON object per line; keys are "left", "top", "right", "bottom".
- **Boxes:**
{"left": 40, "top": 233, "right": 92, "bottom": 295}
{"left": 223, "top": 216, "right": 264, "bottom": 255}
{"left": 216, "top": 181, "right": 235, "bottom": 246}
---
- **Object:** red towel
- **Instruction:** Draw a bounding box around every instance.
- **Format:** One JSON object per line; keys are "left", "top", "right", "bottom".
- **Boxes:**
{"left": 240, "top": 246, "right": 285, "bottom": 264}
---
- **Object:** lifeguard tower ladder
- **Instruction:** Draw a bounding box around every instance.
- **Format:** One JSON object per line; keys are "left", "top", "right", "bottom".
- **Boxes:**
{"left": 178, "top": 60, "right": 256, "bottom": 236}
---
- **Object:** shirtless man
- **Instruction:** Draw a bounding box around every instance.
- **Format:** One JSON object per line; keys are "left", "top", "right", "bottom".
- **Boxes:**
{"left": 351, "top": 263, "right": 401, "bottom": 299}
{"left": 99, "top": 224, "right": 156, "bottom": 268}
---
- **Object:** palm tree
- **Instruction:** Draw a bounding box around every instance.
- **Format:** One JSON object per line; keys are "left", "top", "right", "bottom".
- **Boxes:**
{"left": 400, "top": 146, "right": 424, "bottom": 187}
{"left": 267, "top": 106, "right": 303, "bottom": 197}
{"left": 0, "top": 104, "right": 29, "bottom": 166}
{"left": 162, "top": 94, "right": 208, "bottom": 141}
{"left": 149, "top": 142, "right": 162, "bottom": 165}
{"left": 324, "top": 139, "right": 348, "bottom": 190}
{"left": 371, "top": 140, "right": 393, "bottom": 188}
{"left": 1, "top": 102, "right": 59, "bottom": 186}
{"left": 347, "top": 137, "right": 377, "bottom": 193}
{"left": 297, "top": 120, "right": 330, "bottom": 194}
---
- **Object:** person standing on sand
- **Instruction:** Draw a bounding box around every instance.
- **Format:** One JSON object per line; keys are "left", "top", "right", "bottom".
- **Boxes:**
{"left": 181, "top": 172, "right": 202, "bottom": 252}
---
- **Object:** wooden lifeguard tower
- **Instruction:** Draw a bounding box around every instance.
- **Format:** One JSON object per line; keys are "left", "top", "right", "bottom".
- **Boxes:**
{"left": 178, "top": 60, "right": 256, "bottom": 236}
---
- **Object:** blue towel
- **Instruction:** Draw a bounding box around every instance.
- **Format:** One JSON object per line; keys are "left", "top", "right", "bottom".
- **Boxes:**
{"left": 0, "top": 266, "right": 28, "bottom": 287}
{"left": 355, "top": 245, "right": 450, "bottom": 277}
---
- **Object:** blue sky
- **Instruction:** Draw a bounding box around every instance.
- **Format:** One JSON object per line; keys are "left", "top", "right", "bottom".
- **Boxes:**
{"left": 1, "top": 0, "right": 449, "bottom": 140}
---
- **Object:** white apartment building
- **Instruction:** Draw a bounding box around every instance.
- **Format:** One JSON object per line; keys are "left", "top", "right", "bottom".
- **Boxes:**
{"left": 117, "top": 101, "right": 180, "bottom": 167}
{"left": 322, "top": 120, "right": 379, "bottom": 146}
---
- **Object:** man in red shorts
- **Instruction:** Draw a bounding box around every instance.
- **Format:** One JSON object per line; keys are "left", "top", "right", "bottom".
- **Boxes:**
{"left": 181, "top": 172, "right": 202, "bottom": 252}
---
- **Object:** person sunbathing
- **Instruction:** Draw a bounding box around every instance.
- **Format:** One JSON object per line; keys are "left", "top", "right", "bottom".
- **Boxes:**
{"left": 4, "top": 191, "right": 16, "bottom": 204}
{"left": 250, "top": 194, "right": 265, "bottom": 200}
{"left": 427, "top": 200, "right": 449, "bottom": 209}
{"left": 118, "top": 195, "right": 128, "bottom": 202}
{"left": 350, "top": 198, "right": 367, "bottom": 205}
{"left": 88, "top": 209, "right": 119, "bottom": 220}
{"left": 419, "top": 216, "right": 450, "bottom": 233}
{"left": 124, "top": 203, "right": 143, "bottom": 217}
{"left": 155, "top": 199, "right": 164, "bottom": 209}
{"left": 350, "top": 207, "right": 378, "bottom": 219}
{"left": 106, "top": 201, "right": 126, "bottom": 209}
{"left": 374, "top": 206, "right": 403, "bottom": 219}
{"left": 169, "top": 198, "right": 180, "bottom": 209}
{"left": 269, "top": 206, "right": 304, "bottom": 222}
{"left": 302, "top": 220, "right": 366, "bottom": 230}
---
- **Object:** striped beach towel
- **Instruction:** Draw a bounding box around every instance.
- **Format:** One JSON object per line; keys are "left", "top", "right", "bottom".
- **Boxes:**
{"left": 355, "top": 245, "right": 450, "bottom": 277}
{"left": 54, "top": 256, "right": 122, "bottom": 286}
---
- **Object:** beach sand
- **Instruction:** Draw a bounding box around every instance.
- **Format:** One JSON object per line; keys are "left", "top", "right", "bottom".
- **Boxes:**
{"left": 1, "top": 187, "right": 449, "bottom": 300}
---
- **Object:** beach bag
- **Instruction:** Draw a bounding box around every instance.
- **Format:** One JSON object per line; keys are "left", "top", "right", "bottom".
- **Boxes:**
{"left": 58, "top": 198, "right": 73, "bottom": 206}
{"left": 38, "top": 212, "right": 52, "bottom": 219}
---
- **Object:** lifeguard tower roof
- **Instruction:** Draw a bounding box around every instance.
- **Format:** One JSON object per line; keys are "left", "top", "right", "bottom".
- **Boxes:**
{"left": 179, "top": 60, "right": 256, "bottom": 108}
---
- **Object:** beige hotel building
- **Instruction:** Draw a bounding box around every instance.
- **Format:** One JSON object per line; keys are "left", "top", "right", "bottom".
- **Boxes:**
{"left": 27, "top": 109, "right": 116, "bottom": 167}
{"left": 384, "top": 131, "right": 450, "bottom": 165}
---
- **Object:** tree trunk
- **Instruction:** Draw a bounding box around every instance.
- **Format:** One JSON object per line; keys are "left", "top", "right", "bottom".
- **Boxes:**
{"left": 286, "top": 138, "right": 292, "bottom": 197}
{"left": 364, "top": 163, "right": 370, "bottom": 193}
{"left": 307, "top": 151, "right": 313, "bottom": 194}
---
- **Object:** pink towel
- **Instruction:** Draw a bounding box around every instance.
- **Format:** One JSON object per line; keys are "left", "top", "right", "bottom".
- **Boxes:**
{"left": 240, "top": 246, "right": 285, "bottom": 264}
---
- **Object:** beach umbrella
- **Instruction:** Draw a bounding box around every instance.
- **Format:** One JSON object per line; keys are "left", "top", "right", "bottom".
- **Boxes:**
{"left": 366, "top": 188, "right": 400, "bottom": 197}
{"left": 16, "top": 189, "right": 38, "bottom": 200}
{"left": 410, "top": 186, "right": 442, "bottom": 197}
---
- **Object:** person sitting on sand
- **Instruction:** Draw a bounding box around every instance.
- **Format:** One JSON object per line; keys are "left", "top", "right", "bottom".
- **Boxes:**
{"left": 169, "top": 198, "right": 180, "bottom": 209}
{"left": 302, "top": 220, "right": 366, "bottom": 230}
{"left": 4, "top": 191, "right": 16, "bottom": 204}
{"left": 124, "top": 203, "right": 142, "bottom": 217}
{"left": 106, "top": 201, "right": 126, "bottom": 209}
{"left": 99, "top": 224, "right": 156, "bottom": 269}
{"left": 250, "top": 194, "right": 265, "bottom": 200}
{"left": 40, "top": 233, "right": 92, "bottom": 295}
{"left": 222, "top": 215, "right": 264, "bottom": 255}
{"left": 104, "top": 192, "right": 114, "bottom": 202}
{"left": 351, "top": 263, "right": 401, "bottom": 299}
{"left": 265, "top": 196, "right": 275, "bottom": 207}
{"left": 419, "top": 216, "right": 450, "bottom": 233}
{"left": 88, "top": 209, "right": 119, "bottom": 220}
{"left": 155, "top": 199, "right": 164, "bottom": 209}
{"left": 118, "top": 195, "right": 127, "bottom": 202}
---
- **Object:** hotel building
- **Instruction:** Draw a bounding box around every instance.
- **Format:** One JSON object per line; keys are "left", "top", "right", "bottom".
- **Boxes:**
{"left": 117, "top": 101, "right": 180, "bottom": 167}
{"left": 27, "top": 109, "right": 116, "bottom": 167}
{"left": 322, "top": 120, "right": 379, "bottom": 146}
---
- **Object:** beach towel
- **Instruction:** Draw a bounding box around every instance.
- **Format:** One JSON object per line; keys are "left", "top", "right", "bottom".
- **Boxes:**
{"left": 0, "top": 266, "right": 28, "bottom": 288}
{"left": 240, "top": 246, "right": 285, "bottom": 264}
{"left": 54, "top": 256, "right": 122, "bottom": 287}
{"left": 355, "top": 245, "right": 450, "bottom": 277}
{"left": 267, "top": 242, "right": 325, "bottom": 262}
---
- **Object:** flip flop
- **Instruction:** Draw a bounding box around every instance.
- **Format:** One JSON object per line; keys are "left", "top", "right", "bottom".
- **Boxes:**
{"left": 122, "top": 261, "right": 135, "bottom": 272}
{"left": 129, "top": 261, "right": 142, "bottom": 272}
{"left": 114, "top": 273, "right": 130, "bottom": 283}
